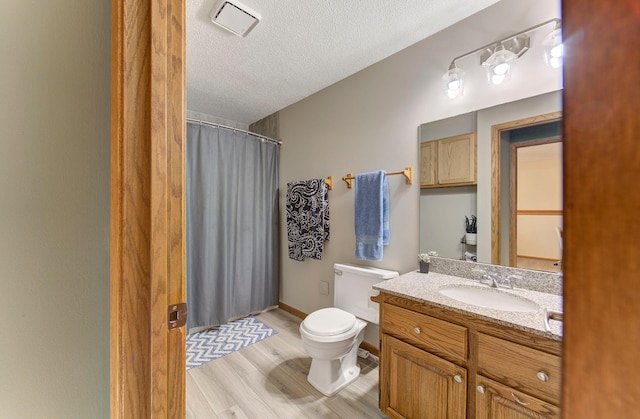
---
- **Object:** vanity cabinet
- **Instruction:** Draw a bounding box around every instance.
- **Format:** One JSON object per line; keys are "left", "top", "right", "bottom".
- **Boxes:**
{"left": 383, "top": 335, "right": 467, "bottom": 418}
{"left": 475, "top": 375, "right": 559, "bottom": 418}
{"left": 378, "top": 294, "right": 561, "bottom": 419}
{"left": 420, "top": 132, "right": 476, "bottom": 188}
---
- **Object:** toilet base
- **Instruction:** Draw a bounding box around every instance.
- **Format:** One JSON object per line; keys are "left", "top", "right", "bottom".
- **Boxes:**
{"left": 306, "top": 355, "right": 361, "bottom": 397}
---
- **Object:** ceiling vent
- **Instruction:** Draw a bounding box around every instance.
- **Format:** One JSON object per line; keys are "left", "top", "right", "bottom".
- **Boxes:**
{"left": 209, "top": 0, "right": 261, "bottom": 37}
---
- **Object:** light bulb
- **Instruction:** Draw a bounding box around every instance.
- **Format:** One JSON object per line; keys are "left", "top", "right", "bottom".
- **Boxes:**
{"left": 442, "top": 67, "right": 465, "bottom": 99}
{"left": 448, "top": 80, "right": 461, "bottom": 90}
{"left": 544, "top": 27, "right": 563, "bottom": 68}
{"left": 491, "top": 75, "right": 503, "bottom": 85}
{"left": 482, "top": 48, "right": 517, "bottom": 85}
{"left": 493, "top": 62, "right": 510, "bottom": 76}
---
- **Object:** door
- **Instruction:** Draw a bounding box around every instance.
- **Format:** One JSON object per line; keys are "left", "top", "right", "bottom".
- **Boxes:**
{"left": 561, "top": 1, "right": 640, "bottom": 417}
{"left": 381, "top": 335, "right": 466, "bottom": 419}
{"left": 437, "top": 132, "right": 477, "bottom": 185}
{"left": 475, "top": 375, "right": 559, "bottom": 418}
{"left": 110, "top": 0, "right": 186, "bottom": 417}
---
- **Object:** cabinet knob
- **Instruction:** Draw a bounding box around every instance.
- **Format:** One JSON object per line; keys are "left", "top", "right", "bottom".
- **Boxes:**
{"left": 413, "top": 327, "right": 421, "bottom": 334}
{"left": 453, "top": 374, "right": 462, "bottom": 383}
{"left": 476, "top": 385, "right": 485, "bottom": 394}
{"left": 536, "top": 371, "right": 549, "bottom": 382}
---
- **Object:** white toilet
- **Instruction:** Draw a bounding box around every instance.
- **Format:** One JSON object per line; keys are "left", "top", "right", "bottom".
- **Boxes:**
{"left": 299, "top": 263, "right": 398, "bottom": 397}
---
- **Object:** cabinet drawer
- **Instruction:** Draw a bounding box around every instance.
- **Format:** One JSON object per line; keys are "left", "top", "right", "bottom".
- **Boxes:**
{"left": 477, "top": 333, "right": 561, "bottom": 403}
{"left": 382, "top": 303, "right": 467, "bottom": 362}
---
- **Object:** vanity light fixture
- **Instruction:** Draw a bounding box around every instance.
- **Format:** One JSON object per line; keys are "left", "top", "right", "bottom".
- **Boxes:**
{"left": 480, "top": 35, "right": 529, "bottom": 85}
{"left": 443, "top": 18, "right": 562, "bottom": 97}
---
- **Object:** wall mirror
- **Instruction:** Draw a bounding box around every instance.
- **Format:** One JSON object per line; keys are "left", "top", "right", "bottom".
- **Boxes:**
{"left": 419, "top": 93, "right": 563, "bottom": 273}
{"left": 491, "top": 112, "right": 562, "bottom": 272}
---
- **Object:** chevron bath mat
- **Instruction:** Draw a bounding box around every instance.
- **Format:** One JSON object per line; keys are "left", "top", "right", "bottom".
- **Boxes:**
{"left": 186, "top": 316, "right": 277, "bottom": 370}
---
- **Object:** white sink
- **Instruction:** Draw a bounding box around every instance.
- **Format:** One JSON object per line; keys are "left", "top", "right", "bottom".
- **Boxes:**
{"left": 438, "top": 285, "right": 539, "bottom": 312}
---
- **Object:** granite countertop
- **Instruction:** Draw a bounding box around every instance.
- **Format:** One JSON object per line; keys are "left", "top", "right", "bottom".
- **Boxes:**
{"left": 373, "top": 270, "right": 563, "bottom": 340}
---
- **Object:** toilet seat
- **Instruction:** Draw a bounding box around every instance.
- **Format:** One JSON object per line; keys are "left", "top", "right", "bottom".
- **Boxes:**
{"left": 303, "top": 308, "right": 356, "bottom": 336}
{"left": 300, "top": 308, "right": 365, "bottom": 343}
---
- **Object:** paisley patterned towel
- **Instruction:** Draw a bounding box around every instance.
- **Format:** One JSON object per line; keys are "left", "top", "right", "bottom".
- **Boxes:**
{"left": 286, "top": 179, "right": 330, "bottom": 261}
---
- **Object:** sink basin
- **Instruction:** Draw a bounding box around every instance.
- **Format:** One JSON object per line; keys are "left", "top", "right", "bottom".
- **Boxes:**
{"left": 438, "top": 285, "right": 539, "bottom": 312}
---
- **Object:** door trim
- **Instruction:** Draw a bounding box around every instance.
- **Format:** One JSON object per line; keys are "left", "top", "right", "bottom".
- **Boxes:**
{"left": 110, "top": 0, "right": 186, "bottom": 416}
{"left": 490, "top": 112, "right": 562, "bottom": 265}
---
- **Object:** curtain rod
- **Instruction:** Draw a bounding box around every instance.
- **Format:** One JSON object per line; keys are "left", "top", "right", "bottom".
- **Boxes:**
{"left": 186, "top": 118, "right": 283, "bottom": 145}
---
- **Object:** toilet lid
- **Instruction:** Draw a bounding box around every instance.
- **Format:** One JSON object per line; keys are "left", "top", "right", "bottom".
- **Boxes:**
{"left": 303, "top": 308, "right": 356, "bottom": 336}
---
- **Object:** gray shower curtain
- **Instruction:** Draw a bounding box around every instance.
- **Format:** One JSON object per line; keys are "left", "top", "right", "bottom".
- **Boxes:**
{"left": 186, "top": 122, "right": 280, "bottom": 330}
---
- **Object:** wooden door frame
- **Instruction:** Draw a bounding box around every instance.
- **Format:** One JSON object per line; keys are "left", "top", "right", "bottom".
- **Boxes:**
{"left": 490, "top": 112, "right": 562, "bottom": 265}
{"left": 110, "top": 0, "right": 186, "bottom": 417}
{"left": 509, "top": 136, "right": 562, "bottom": 267}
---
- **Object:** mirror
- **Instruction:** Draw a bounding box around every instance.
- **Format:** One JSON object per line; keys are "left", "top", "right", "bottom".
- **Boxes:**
{"left": 494, "top": 118, "right": 562, "bottom": 273}
{"left": 419, "top": 92, "right": 563, "bottom": 272}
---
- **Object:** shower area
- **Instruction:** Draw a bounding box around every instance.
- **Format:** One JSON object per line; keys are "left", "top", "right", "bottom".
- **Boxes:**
{"left": 186, "top": 121, "right": 280, "bottom": 331}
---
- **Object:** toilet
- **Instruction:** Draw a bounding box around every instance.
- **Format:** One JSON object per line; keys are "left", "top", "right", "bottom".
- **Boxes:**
{"left": 299, "top": 263, "right": 399, "bottom": 397}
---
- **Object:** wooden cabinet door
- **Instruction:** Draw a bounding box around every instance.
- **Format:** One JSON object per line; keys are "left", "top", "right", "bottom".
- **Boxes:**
{"left": 381, "top": 335, "right": 466, "bottom": 419}
{"left": 475, "top": 375, "right": 559, "bottom": 419}
{"left": 420, "top": 141, "right": 437, "bottom": 187}
{"left": 437, "top": 133, "right": 476, "bottom": 185}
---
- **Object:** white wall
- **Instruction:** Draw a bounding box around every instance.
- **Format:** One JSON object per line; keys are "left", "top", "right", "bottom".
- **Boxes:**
{"left": 0, "top": 2, "right": 111, "bottom": 417}
{"left": 518, "top": 154, "right": 563, "bottom": 260}
{"left": 278, "top": 0, "right": 562, "bottom": 346}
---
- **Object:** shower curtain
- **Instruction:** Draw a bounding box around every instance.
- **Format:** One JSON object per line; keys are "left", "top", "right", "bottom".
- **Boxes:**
{"left": 186, "top": 122, "right": 280, "bottom": 330}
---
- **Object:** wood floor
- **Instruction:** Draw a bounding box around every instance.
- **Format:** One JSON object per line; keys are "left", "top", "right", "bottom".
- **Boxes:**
{"left": 187, "top": 308, "right": 386, "bottom": 418}
{"left": 517, "top": 256, "right": 561, "bottom": 273}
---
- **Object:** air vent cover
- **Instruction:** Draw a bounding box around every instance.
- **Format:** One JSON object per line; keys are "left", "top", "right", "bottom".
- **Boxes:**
{"left": 209, "top": 0, "right": 261, "bottom": 37}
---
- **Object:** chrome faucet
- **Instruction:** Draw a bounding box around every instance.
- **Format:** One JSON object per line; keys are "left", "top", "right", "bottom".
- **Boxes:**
{"left": 472, "top": 268, "right": 499, "bottom": 287}
{"left": 472, "top": 269, "right": 521, "bottom": 289}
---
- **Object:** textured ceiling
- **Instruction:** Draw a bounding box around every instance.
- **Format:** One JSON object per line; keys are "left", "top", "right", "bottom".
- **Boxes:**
{"left": 186, "top": 0, "right": 501, "bottom": 125}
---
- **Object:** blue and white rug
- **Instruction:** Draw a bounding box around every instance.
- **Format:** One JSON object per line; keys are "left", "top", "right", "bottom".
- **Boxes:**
{"left": 186, "top": 316, "right": 277, "bottom": 370}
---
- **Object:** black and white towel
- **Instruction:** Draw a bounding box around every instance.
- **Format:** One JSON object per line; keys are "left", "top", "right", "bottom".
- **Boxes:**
{"left": 286, "top": 179, "right": 330, "bottom": 261}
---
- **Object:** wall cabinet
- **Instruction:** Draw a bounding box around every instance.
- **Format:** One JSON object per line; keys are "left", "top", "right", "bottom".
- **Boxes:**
{"left": 379, "top": 294, "right": 561, "bottom": 419}
{"left": 420, "top": 132, "right": 477, "bottom": 188}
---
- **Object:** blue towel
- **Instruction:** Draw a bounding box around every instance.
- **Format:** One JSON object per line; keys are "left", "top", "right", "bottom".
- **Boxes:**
{"left": 354, "top": 170, "right": 389, "bottom": 261}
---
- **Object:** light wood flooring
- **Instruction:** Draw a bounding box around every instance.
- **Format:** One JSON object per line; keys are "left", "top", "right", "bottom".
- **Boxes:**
{"left": 187, "top": 308, "right": 386, "bottom": 418}
{"left": 517, "top": 256, "right": 561, "bottom": 273}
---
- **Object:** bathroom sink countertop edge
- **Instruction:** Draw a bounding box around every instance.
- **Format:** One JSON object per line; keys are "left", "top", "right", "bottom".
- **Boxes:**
{"left": 373, "top": 271, "right": 563, "bottom": 340}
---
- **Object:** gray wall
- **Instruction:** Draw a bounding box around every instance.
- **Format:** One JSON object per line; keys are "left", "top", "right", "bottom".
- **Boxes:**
{"left": 278, "top": 0, "right": 562, "bottom": 347}
{"left": 0, "top": 1, "right": 111, "bottom": 417}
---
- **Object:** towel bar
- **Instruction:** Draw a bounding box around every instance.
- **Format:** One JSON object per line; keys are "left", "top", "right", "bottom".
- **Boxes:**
{"left": 341, "top": 167, "right": 413, "bottom": 189}
{"left": 325, "top": 176, "right": 333, "bottom": 190}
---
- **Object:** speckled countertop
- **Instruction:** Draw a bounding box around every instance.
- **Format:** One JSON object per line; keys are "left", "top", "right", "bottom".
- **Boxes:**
{"left": 373, "top": 270, "right": 563, "bottom": 341}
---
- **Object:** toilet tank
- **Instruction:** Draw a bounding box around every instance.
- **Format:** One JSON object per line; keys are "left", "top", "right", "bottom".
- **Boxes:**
{"left": 333, "top": 263, "right": 399, "bottom": 324}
